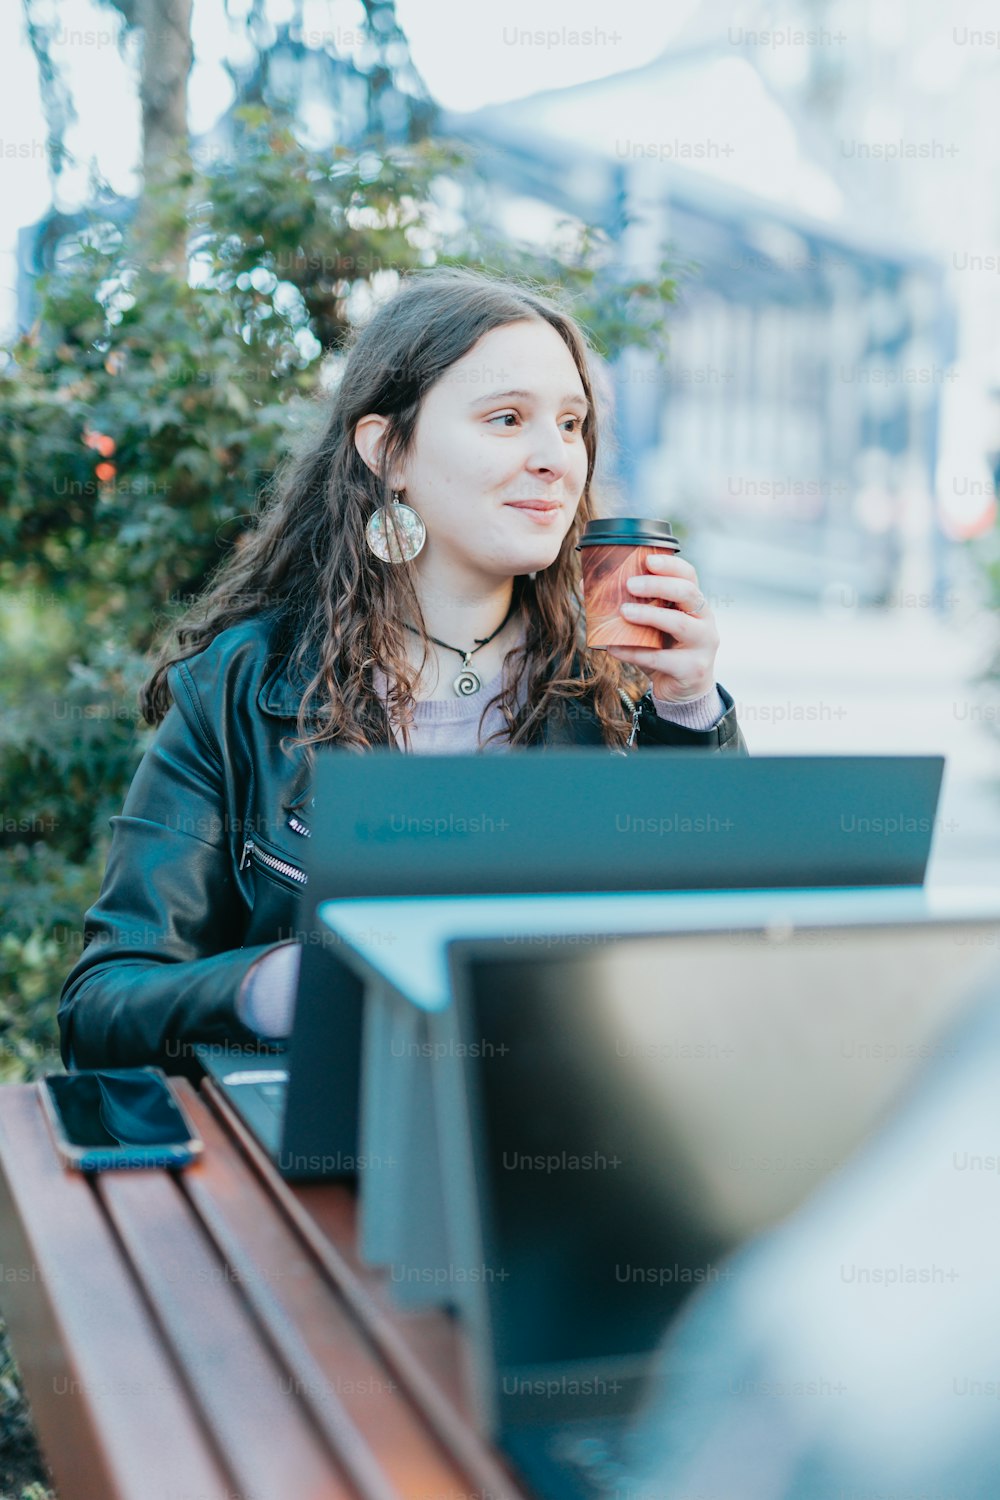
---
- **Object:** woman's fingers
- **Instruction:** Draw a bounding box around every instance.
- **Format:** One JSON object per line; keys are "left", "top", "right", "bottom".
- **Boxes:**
{"left": 619, "top": 600, "right": 714, "bottom": 644}
{"left": 642, "top": 553, "right": 700, "bottom": 584}
{"left": 625, "top": 575, "right": 707, "bottom": 615}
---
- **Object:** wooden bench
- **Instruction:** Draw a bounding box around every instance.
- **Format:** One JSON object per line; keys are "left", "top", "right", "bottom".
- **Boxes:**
{"left": 0, "top": 1078, "right": 529, "bottom": 1500}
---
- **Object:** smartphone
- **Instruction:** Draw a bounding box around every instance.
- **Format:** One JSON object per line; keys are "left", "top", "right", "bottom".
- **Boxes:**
{"left": 41, "top": 1067, "right": 203, "bottom": 1171}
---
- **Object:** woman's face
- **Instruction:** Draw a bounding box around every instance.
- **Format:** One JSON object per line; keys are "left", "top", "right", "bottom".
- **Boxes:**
{"left": 359, "top": 318, "right": 591, "bottom": 587}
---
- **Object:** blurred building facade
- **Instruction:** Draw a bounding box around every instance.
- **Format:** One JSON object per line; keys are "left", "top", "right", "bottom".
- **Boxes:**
{"left": 443, "top": 28, "right": 956, "bottom": 606}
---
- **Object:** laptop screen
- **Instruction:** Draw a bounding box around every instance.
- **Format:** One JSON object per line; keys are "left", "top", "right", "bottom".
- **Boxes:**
{"left": 449, "top": 919, "right": 1000, "bottom": 1395}
{"left": 306, "top": 750, "right": 945, "bottom": 896}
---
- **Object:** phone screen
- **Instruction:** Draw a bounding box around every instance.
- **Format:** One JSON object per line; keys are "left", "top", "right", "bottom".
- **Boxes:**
{"left": 44, "top": 1069, "right": 201, "bottom": 1169}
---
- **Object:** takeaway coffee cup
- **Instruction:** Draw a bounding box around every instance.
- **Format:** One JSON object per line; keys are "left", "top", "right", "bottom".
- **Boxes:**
{"left": 576, "top": 518, "right": 681, "bottom": 649}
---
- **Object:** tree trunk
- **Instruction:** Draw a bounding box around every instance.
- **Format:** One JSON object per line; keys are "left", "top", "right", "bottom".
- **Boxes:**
{"left": 131, "top": 0, "right": 193, "bottom": 267}
{"left": 137, "top": 0, "right": 192, "bottom": 181}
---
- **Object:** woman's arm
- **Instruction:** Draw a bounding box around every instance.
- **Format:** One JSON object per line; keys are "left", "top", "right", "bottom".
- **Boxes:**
{"left": 636, "top": 683, "right": 747, "bottom": 754}
{"left": 650, "top": 686, "right": 726, "bottom": 730}
{"left": 58, "top": 661, "right": 291, "bottom": 1072}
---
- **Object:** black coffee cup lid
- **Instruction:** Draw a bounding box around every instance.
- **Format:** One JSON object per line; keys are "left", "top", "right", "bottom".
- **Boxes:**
{"left": 576, "top": 517, "right": 680, "bottom": 549}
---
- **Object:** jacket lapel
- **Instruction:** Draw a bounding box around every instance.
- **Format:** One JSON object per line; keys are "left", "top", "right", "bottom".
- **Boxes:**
{"left": 257, "top": 634, "right": 396, "bottom": 747}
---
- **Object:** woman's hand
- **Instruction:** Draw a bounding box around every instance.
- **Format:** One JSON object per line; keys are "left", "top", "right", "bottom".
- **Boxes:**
{"left": 605, "top": 553, "right": 720, "bottom": 702}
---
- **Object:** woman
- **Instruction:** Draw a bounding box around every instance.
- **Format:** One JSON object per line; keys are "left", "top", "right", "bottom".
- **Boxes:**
{"left": 58, "top": 266, "right": 747, "bottom": 1070}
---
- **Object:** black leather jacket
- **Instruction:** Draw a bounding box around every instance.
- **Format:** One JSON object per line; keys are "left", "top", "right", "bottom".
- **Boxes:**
{"left": 58, "top": 613, "right": 747, "bottom": 1070}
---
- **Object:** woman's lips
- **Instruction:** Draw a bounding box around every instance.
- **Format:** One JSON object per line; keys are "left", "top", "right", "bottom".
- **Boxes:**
{"left": 505, "top": 501, "right": 562, "bottom": 523}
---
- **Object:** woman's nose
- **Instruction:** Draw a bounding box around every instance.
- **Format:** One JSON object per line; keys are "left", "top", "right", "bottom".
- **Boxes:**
{"left": 524, "top": 424, "right": 572, "bottom": 478}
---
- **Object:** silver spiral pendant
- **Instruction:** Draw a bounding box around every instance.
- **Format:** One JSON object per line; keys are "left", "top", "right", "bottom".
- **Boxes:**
{"left": 453, "top": 667, "right": 482, "bottom": 696}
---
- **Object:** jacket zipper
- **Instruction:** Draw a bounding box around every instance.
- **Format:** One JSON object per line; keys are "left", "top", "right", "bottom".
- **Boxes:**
{"left": 239, "top": 839, "right": 308, "bottom": 886}
{"left": 618, "top": 688, "right": 641, "bottom": 749}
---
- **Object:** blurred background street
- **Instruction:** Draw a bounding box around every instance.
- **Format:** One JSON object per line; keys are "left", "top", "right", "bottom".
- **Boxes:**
{"left": 712, "top": 591, "right": 1000, "bottom": 884}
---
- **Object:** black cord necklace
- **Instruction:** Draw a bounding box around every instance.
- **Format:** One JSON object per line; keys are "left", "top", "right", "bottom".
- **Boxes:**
{"left": 400, "top": 596, "right": 518, "bottom": 697}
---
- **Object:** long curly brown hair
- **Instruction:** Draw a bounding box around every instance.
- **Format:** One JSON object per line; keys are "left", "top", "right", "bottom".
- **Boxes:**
{"left": 140, "top": 265, "right": 647, "bottom": 756}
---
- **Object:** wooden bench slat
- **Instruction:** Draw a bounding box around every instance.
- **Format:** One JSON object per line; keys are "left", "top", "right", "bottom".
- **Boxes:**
{"left": 97, "top": 1166, "right": 354, "bottom": 1500}
{"left": 174, "top": 1081, "right": 468, "bottom": 1500}
{"left": 203, "top": 1082, "right": 527, "bottom": 1500}
{"left": 0, "top": 1086, "right": 234, "bottom": 1500}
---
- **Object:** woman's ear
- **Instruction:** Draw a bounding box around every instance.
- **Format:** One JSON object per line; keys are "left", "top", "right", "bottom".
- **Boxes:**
{"left": 354, "top": 414, "right": 390, "bottom": 479}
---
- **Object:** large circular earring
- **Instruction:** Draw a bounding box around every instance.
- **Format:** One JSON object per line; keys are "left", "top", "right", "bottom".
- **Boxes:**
{"left": 365, "top": 489, "right": 426, "bottom": 564}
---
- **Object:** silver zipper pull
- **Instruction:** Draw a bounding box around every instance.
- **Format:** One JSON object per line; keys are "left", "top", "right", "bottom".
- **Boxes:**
{"left": 239, "top": 839, "right": 254, "bottom": 870}
{"left": 618, "top": 687, "right": 641, "bottom": 750}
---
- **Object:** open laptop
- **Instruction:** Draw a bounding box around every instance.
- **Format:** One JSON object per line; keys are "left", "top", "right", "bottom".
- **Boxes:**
{"left": 305, "top": 749, "right": 944, "bottom": 896}
{"left": 429, "top": 914, "right": 1000, "bottom": 1500}
{"left": 200, "top": 749, "right": 945, "bottom": 1176}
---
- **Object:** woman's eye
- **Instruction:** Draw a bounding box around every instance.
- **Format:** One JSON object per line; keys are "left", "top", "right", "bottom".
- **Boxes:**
{"left": 486, "top": 412, "right": 583, "bottom": 432}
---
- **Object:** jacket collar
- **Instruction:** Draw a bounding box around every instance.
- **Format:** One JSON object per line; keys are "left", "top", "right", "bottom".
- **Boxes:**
{"left": 258, "top": 644, "right": 318, "bottom": 720}
{"left": 256, "top": 613, "right": 331, "bottom": 720}
{"left": 257, "top": 636, "right": 397, "bottom": 765}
